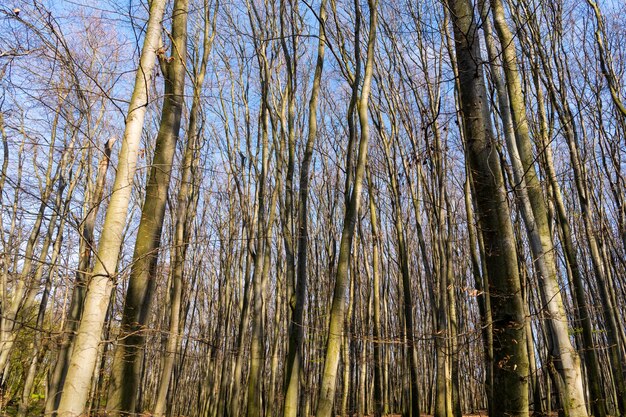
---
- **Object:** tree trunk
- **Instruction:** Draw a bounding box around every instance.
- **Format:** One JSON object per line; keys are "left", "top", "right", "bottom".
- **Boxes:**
{"left": 106, "top": 1, "right": 188, "bottom": 413}
{"left": 46, "top": 136, "right": 115, "bottom": 415}
{"left": 486, "top": 2, "right": 588, "bottom": 415}
{"left": 152, "top": 2, "right": 214, "bottom": 414}
{"left": 368, "top": 179, "right": 383, "bottom": 417}
{"left": 283, "top": 3, "right": 326, "bottom": 416}
{"left": 445, "top": 0, "right": 529, "bottom": 415}
{"left": 55, "top": 1, "right": 167, "bottom": 414}
{"left": 315, "top": 2, "right": 377, "bottom": 415}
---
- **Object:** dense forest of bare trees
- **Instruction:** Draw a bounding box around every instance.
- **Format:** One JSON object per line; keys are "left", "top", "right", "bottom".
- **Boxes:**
{"left": 1, "top": 0, "right": 626, "bottom": 416}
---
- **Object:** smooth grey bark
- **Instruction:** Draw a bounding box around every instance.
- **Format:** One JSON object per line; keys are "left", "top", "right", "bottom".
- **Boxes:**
{"left": 283, "top": 3, "right": 326, "bottom": 416}
{"left": 315, "top": 2, "right": 377, "bottom": 415}
{"left": 105, "top": 0, "right": 188, "bottom": 414}
{"left": 530, "top": 62, "right": 606, "bottom": 417}
{"left": 463, "top": 168, "right": 494, "bottom": 416}
{"left": 445, "top": 0, "right": 529, "bottom": 415}
{"left": 45, "top": 137, "right": 115, "bottom": 415}
{"left": 55, "top": 1, "right": 167, "bottom": 414}
{"left": 152, "top": 2, "right": 214, "bottom": 414}
{"left": 367, "top": 180, "right": 383, "bottom": 417}
{"left": 486, "top": 2, "right": 588, "bottom": 415}
{"left": 533, "top": 29, "right": 626, "bottom": 412}
{"left": 246, "top": 14, "right": 272, "bottom": 414}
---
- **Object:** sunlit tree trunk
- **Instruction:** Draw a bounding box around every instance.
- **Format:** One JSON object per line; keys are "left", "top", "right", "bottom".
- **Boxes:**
{"left": 246, "top": 10, "right": 272, "bottom": 414}
{"left": 315, "top": 2, "right": 377, "bottom": 415}
{"left": 486, "top": 2, "right": 588, "bottom": 415}
{"left": 106, "top": 1, "right": 188, "bottom": 414}
{"left": 283, "top": 3, "right": 326, "bottom": 416}
{"left": 378, "top": 121, "right": 420, "bottom": 417}
{"left": 367, "top": 177, "right": 383, "bottom": 417}
{"left": 55, "top": 1, "right": 167, "bottom": 414}
{"left": 45, "top": 136, "right": 115, "bottom": 415}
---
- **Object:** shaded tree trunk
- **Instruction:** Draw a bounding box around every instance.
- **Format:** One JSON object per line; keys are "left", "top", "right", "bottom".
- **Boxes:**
{"left": 445, "top": 0, "right": 529, "bottom": 415}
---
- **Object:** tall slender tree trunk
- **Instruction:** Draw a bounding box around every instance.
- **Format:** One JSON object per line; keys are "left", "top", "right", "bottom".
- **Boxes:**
{"left": 463, "top": 169, "right": 493, "bottom": 416}
{"left": 444, "top": 196, "right": 461, "bottom": 417}
{"left": 445, "top": 0, "right": 529, "bottom": 415}
{"left": 45, "top": 137, "right": 115, "bottom": 415}
{"left": 153, "top": 3, "right": 213, "bottom": 414}
{"left": 55, "top": 2, "right": 167, "bottom": 415}
{"left": 315, "top": 2, "right": 377, "bottom": 415}
{"left": 246, "top": 45, "right": 271, "bottom": 417}
{"left": 283, "top": 3, "right": 326, "bottom": 416}
{"left": 340, "top": 272, "right": 355, "bottom": 417}
{"left": 529, "top": 61, "right": 606, "bottom": 417}
{"left": 229, "top": 248, "right": 252, "bottom": 417}
{"left": 487, "top": 2, "right": 588, "bottom": 415}
{"left": 539, "top": 41, "right": 626, "bottom": 413}
{"left": 379, "top": 127, "right": 420, "bottom": 417}
{"left": 106, "top": 1, "right": 188, "bottom": 414}
{"left": 368, "top": 179, "right": 383, "bottom": 417}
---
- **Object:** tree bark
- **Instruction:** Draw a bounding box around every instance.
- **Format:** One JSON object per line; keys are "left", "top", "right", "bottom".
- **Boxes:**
{"left": 315, "top": 2, "right": 377, "bottom": 415}
{"left": 283, "top": 3, "right": 326, "bottom": 416}
{"left": 445, "top": 0, "right": 529, "bottom": 415}
{"left": 487, "top": 2, "right": 588, "bottom": 415}
{"left": 55, "top": 1, "right": 167, "bottom": 414}
{"left": 152, "top": 3, "right": 213, "bottom": 415}
{"left": 106, "top": 1, "right": 188, "bottom": 413}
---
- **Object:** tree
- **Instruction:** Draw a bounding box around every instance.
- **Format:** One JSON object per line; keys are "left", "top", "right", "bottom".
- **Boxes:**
{"left": 55, "top": 1, "right": 167, "bottom": 414}
{"left": 315, "top": 1, "right": 377, "bottom": 415}
{"left": 3, "top": 1, "right": 626, "bottom": 416}
{"left": 446, "top": 0, "right": 529, "bottom": 415}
